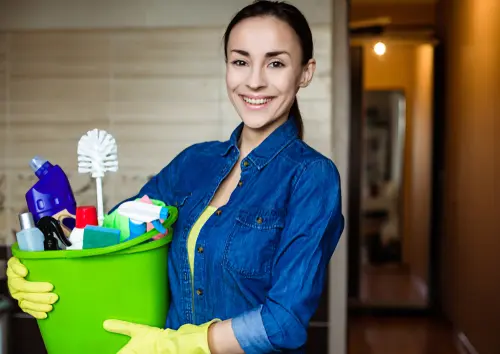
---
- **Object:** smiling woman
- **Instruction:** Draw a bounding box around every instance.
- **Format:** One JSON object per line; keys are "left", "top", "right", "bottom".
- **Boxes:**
{"left": 6, "top": 1, "right": 344, "bottom": 354}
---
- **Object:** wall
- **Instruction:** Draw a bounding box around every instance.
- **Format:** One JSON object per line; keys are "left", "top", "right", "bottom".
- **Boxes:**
{"left": 408, "top": 44, "right": 433, "bottom": 285}
{"left": 351, "top": 1, "right": 437, "bottom": 27}
{"left": 0, "top": 0, "right": 333, "bottom": 30}
{"left": 436, "top": 0, "right": 500, "bottom": 352}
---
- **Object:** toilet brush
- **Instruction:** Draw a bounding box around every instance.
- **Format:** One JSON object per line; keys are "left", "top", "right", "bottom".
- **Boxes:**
{"left": 77, "top": 129, "right": 118, "bottom": 226}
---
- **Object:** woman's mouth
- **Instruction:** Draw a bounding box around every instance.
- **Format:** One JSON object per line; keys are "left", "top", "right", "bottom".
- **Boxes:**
{"left": 240, "top": 95, "right": 274, "bottom": 109}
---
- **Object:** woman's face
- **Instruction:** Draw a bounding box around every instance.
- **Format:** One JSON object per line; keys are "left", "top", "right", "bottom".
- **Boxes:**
{"left": 225, "top": 16, "right": 315, "bottom": 131}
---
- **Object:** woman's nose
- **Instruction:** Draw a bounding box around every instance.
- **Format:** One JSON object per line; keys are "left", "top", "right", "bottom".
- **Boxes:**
{"left": 246, "top": 67, "right": 267, "bottom": 90}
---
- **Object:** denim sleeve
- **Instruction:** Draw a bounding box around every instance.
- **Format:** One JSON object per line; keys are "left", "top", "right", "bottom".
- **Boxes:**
{"left": 231, "top": 305, "right": 276, "bottom": 354}
{"left": 237, "top": 159, "right": 344, "bottom": 352}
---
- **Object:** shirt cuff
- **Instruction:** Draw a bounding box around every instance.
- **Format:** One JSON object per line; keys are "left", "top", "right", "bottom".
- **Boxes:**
{"left": 231, "top": 305, "right": 275, "bottom": 354}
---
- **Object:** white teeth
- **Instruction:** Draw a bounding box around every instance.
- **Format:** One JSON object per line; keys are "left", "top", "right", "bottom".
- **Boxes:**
{"left": 243, "top": 96, "right": 272, "bottom": 105}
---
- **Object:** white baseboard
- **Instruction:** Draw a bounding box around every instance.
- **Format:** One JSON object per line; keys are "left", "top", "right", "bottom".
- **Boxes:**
{"left": 456, "top": 331, "right": 479, "bottom": 354}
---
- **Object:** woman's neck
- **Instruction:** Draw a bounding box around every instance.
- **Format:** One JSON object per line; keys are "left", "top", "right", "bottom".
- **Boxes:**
{"left": 238, "top": 115, "right": 288, "bottom": 159}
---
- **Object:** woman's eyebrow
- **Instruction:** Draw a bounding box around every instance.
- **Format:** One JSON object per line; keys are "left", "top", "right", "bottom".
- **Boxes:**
{"left": 230, "top": 49, "right": 290, "bottom": 58}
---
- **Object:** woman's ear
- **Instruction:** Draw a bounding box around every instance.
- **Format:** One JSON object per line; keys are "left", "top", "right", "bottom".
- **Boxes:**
{"left": 299, "top": 59, "right": 316, "bottom": 88}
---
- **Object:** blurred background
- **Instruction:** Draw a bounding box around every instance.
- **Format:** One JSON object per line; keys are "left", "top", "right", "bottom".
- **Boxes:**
{"left": 0, "top": 0, "right": 498, "bottom": 353}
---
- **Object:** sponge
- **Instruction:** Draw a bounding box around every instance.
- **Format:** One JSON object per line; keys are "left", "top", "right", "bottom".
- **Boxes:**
{"left": 83, "top": 225, "right": 121, "bottom": 249}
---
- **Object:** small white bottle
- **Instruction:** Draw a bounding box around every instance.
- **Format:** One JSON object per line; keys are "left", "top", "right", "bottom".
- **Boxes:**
{"left": 67, "top": 227, "right": 85, "bottom": 250}
{"left": 16, "top": 212, "right": 45, "bottom": 251}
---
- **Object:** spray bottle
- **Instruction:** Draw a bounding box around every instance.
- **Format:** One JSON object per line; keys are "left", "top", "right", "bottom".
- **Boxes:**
{"left": 116, "top": 201, "right": 169, "bottom": 239}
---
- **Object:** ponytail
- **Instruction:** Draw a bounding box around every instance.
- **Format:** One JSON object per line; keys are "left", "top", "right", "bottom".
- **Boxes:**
{"left": 290, "top": 97, "right": 304, "bottom": 140}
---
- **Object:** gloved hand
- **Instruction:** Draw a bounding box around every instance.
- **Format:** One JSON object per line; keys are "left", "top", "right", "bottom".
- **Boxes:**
{"left": 103, "top": 319, "right": 218, "bottom": 354}
{"left": 7, "top": 257, "right": 58, "bottom": 319}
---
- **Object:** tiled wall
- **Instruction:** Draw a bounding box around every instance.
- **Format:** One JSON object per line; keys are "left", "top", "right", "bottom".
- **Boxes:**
{"left": 0, "top": 26, "right": 332, "bottom": 245}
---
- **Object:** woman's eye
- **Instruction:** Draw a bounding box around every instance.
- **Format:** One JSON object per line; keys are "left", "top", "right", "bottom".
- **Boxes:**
{"left": 231, "top": 60, "right": 247, "bottom": 66}
{"left": 269, "top": 61, "right": 285, "bottom": 68}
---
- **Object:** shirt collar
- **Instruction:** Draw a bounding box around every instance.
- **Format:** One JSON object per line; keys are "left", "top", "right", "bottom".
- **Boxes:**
{"left": 221, "top": 117, "right": 299, "bottom": 170}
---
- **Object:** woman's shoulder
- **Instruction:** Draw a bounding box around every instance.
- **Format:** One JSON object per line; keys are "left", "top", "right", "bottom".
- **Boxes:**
{"left": 174, "top": 140, "right": 230, "bottom": 161}
{"left": 284, "top": 139, "right": 340, "bottom": 177}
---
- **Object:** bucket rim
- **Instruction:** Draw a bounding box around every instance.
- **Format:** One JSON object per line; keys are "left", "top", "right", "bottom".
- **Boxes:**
{"left": 12, "top": 228, "right": 172, "bottom": 259}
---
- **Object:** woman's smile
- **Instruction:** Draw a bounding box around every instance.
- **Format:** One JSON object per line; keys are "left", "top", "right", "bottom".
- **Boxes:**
{"left": 239, "top": 95, "right": 275, "bottom": 110}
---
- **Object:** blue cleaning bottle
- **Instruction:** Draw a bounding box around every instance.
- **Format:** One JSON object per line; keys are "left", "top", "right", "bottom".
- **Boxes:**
{"left": 25, "top": 156, "right": 77, "bottom": 230}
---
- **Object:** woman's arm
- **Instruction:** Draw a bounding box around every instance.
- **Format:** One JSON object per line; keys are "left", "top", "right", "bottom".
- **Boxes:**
{"left": 207, "top": 159, "right": 344, "bottom": 353}
{"left": 207, "top": 320, "right": 244, "bottom": 354}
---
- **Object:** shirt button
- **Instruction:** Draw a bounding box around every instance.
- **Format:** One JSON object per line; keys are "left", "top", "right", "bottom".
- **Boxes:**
{"left": 197, "top": 246, "right": 204, "bottom": 253}
{"left": 238, "top": 181, "right": 243, "bottom": 187}
{"left": 243, "top": 160, "right": 250, "bottom": 167}
{"left": 196, "top": 289, "right": 203, "bottom": 296}
{"left": 256, "top": 216, "right": 263, "bottom": 224}
{"left": 215, "top": 210, "right": 222, "bottom": 216}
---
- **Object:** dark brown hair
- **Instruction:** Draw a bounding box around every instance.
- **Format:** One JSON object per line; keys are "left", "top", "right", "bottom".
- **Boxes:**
{"left": 223, "top": 0, "right": 314, "bottom": 140}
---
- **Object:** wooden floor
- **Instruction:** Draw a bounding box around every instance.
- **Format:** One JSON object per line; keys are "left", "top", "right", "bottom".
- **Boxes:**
{"left": 360, "top": 264, "right": 428, "bottom": 307}
{"left": 349, "top": 316, "right": 460, "bottom": 354}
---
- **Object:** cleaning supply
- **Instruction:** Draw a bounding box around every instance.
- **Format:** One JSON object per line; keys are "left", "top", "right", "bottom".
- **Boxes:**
{"left": 116, "top": 201, "right": 170, "bottom": 236}
{"left": 82, "top": 225, "right": 120, "bottom": 249}
{"left": 16, "top": 212, "right": 45, "bottom": 252}
{"left": 67, "top": 206, "right": 98, "bottom": 250}
{"left": 6, "top": 257, "right": 58, "bottom": 320}
{"left": 137, "top": 195, "right": 169, "bottom": 240}
{"left": 25, "top": 156, "right": 77, "bottom": 230}
{"left": 36, "top": 216, "right": 72, "bottom": 251}
{"left": 102, "top": 197, "right": 170, "bottom": 242}
{"left": 103, "top": 319, "right": 218, "bottom": 354}
{"left": 77, "top": 129, "right": 118, "bottom": 226}
{"left": 103, "top": 210, "right": 130, "bottom": 241}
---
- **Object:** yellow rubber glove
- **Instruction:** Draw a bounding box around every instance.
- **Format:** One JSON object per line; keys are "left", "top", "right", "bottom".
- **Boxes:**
{"left": 103, "top": 319, "right": 218, "bottom": 354}
{"left": 7, "top": 257, "right": 58, "bottom": 319}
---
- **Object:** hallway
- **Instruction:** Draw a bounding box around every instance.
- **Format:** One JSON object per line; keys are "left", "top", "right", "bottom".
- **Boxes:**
{"left": 349, "top": 317, "right": 459, "bottom": 354}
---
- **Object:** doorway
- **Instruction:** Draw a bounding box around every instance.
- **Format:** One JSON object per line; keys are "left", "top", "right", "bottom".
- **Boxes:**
{"left": 348, "top": 41, "right": 435, "bottom": 311}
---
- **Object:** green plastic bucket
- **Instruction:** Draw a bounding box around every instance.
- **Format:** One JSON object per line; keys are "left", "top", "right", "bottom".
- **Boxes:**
{"left": 11, "top": 216, "right": 175, "bottom": 354}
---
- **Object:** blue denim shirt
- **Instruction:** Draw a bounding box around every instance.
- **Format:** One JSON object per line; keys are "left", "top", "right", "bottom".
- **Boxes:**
{"left": 112, "top": 118, "right": 344, "bottom": 353}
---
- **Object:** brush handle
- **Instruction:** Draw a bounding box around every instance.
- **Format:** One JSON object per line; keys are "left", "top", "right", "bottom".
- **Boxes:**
{"left": 95, "top": 177, "right": 104, "bottom": 226}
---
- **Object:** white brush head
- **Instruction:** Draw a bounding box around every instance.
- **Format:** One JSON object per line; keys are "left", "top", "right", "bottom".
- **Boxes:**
{"left": 77, "top": 129, "right": 118, "bottom": 178}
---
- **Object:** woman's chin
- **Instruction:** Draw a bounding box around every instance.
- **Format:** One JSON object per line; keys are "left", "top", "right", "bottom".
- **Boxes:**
{"left": 241, "top": 118, "right": 270, "bottom": 131}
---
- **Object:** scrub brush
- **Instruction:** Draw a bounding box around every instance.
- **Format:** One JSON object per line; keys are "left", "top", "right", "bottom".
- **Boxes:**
{"left": 77, "top": 129, "right": 118, "bottom": 226}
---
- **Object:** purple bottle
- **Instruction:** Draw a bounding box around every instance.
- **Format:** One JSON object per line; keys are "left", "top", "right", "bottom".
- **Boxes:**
{"left": 25, "top": 156, "right": 77, "bottom": 230}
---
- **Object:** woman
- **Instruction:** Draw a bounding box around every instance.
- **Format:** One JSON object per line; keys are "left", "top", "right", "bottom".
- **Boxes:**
{"left": 7, "top": 1, "right": 344, "bottom": 353}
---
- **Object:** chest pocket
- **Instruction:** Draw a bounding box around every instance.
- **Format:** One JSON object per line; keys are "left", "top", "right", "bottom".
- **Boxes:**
{"left": 223, "top": 208, "right": 285, "bottom": 278}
